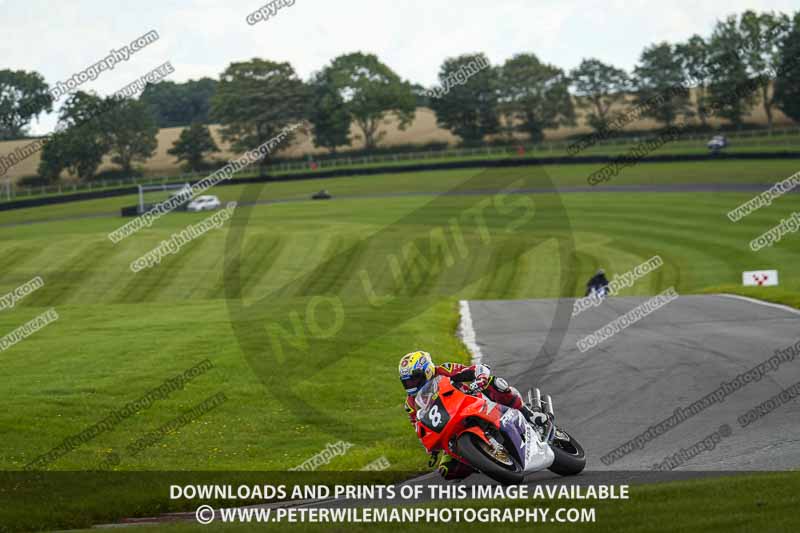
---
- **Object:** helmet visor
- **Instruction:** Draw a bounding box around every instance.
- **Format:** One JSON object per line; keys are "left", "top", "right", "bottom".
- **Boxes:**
{"left": 401, "top": 371, "right": 427, "bottom": 394}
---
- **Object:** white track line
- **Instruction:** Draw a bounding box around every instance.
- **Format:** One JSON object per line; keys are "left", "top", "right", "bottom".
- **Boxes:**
{"left": 458, "top": 300, "right": 484, "bottom": 365}
{"left": 717, "top": 293, "right": 800, "bottom": 317}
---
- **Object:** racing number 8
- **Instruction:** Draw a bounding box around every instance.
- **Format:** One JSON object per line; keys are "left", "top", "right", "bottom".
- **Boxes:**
{"left": 429, "top": 405, "right": 442, "bottom": 427}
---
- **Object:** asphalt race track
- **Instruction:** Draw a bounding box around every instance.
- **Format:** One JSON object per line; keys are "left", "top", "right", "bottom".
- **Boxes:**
{"left": 462, "top": 294, "right": 800, "bottom": 473}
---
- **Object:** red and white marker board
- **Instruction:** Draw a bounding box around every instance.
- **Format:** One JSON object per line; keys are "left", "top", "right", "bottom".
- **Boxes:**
{"left": 742, "top": 270, "right": 779, "bottom": 287}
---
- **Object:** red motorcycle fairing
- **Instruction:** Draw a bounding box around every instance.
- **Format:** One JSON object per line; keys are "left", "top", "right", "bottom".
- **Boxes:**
{"left": 414, "top": 376, "right": 508, "bottom": 463}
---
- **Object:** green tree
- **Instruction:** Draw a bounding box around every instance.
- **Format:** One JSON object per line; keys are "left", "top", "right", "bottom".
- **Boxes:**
{"left": 736, "top": 10, "right": 791, "bottom": 130}
{"left": 168, "top": 122, "right": 220, "bottom": 171}
{"left": 569, "top": 58, "right": 630, "bottom": 132}
{"left": 499, "top": 53, "right": 575, "bottom": 142}
{"left": 0, "top": 69, "right": 53, "bottom": 140}
{"left": 410, "top": 83, "right": 431, "bottom": 109}
{"left": 675, "top": 35, "right": 712, "bottom": 126}
{"left": 37, "top": 130, "right": 71, "bottom": 182}
{"left": 633, "top": 43, "right": 693, "bottom": 127}
{"left": 211, "top": 58, "right": 307, "bottom": 176}
{"left": 706, "top": 16, "right": 758, "bottom": 127}
{"left": 101, "top": 97, "right": 158, "bottom": 174}
{"left": 326, "top": 52, "right": 416, "bottom": 150}
{"left": 774, "top": 11, "right": 800, "bottom": 123}
{"left": 38, "top": 92, "right": 108, "bottom": 181}
{"left": 428, "top": 53, "right": 499, "bottom": 145}
{"left": 140, "top": 78, "right": 218, "bottom": 128}
{"left": 308, "top": 70, "right": 351, "bottom": 154}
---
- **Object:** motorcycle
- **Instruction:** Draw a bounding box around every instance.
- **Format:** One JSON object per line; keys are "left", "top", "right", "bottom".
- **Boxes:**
{"left": 586, "top": 285, "right": 609, "bottom": 299}
{"left": 415, "top": 376, "right": 585, "bottom": 484}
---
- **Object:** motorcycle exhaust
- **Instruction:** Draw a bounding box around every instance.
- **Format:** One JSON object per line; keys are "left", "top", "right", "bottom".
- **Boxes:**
{"left": 545, "top": 394, "right": 554, "bottom": 416}
{"left": 533, "top": 388, "right": 542, "bottom": 411}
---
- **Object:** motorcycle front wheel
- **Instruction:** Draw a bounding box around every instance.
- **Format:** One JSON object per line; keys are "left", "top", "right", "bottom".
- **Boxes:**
{"left": 548, "top": 428, "right": 586, "bottom": 476}
{"left": 456, "top": 433, "right": 525, "bottom": 485}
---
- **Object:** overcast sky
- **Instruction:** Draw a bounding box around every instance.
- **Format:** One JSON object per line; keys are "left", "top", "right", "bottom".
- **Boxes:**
{"left": 1, "top": 0, "right": 796, "bottom": 134}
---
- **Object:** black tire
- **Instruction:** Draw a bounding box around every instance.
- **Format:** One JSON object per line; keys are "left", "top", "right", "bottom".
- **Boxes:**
{"left": 548, "top": 428, "right": 586, "bottom": 476}
{"left": 456, "top": 433, "right": 525, "bottom": 485}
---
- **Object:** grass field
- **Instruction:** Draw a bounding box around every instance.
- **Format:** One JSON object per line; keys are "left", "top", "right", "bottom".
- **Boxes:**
{"left": 1, "top": 160, "right": 799, "bottom": 529}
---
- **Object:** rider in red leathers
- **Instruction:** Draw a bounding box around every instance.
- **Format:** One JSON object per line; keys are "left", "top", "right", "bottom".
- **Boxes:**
{"left": 399, "top": 350, "right": 542, "bottom": 480}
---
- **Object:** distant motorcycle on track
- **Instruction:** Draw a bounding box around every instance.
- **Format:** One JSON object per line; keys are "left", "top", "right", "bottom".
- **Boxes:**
{"left": 586, "top": 285, "right": 610, "bottom": 299}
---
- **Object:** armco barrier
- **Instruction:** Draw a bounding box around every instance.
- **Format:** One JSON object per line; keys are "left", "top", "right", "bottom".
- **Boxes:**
{"left": 2, "top": 150, "right": 800, "bottom": 213}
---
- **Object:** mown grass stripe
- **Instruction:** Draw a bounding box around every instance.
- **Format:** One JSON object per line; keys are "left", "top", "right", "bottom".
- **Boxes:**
{"left": 297, "top": 236, "right": 367, "bottom": 297}
{"left": 23, "top": 241, "right": 120, "bottom": 307}
{"left": 0, "top": 244, "right": 44, "bottom": 274}
{"left": 207, "top": 233, "right": 285, "bottom": 300}
{"left": 112, "top": 236, "right": 209, "bottom": 304}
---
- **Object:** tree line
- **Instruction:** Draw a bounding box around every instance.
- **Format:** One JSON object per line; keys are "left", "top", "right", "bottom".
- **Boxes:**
{"left": 0, "top": 9, "right": 798, "bottom": 182}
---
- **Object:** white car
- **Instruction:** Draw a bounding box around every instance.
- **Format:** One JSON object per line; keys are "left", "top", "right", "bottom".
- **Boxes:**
{"left": 707, "top": 135, "right": 728, "bottom": 153}
{"left": 186, "top": 195, "right": 221, "bottom": 212}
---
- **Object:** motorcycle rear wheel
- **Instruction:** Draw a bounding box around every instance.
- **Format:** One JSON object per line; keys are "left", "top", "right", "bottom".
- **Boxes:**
{"left": 456, "top": 433, "right": 525, "bottom": 485}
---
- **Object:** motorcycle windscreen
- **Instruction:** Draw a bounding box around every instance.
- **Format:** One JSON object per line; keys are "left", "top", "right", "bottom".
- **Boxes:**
{"left": 415, "top": 376, "right": 440, "bottom": 411}
{"left": 415, "top": 377, "right": 451, "bottom": 433}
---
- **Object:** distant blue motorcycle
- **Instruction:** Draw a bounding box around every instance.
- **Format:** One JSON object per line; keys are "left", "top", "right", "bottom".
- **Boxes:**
{"left": 585, "top": 269, "right": 610, "bottom": 298}
{"left": 587, "top": 285, "right": 609, "bottom": 299}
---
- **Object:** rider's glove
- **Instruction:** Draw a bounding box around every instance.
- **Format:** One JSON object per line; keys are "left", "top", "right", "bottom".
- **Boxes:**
{"left": 427, "top": 451, "right": 440, "bottom": 468}
{"left": 470, "top": 374, "right": 489, "bottom": 392}
{"left": 435, "top": 454, "right": 474, "bottom": 481}
{"left": 431, "top": 453, "right": 451, "bottom": 478}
